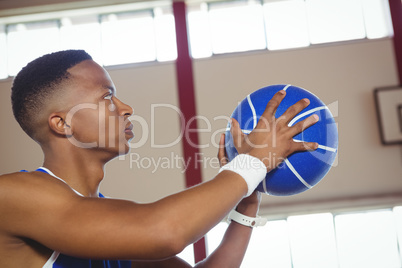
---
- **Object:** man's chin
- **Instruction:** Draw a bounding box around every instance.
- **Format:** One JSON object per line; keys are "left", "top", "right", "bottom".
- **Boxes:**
{"left": 118, "top": 142, "right": 131, "bottom": 156}
{"left": 100, "top": 143, "right": 131, "bottom": 162}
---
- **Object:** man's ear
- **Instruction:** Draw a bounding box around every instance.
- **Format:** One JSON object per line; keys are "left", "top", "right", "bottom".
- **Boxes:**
{"left": 49, "top": 113, "right": 73, "bottom": 137}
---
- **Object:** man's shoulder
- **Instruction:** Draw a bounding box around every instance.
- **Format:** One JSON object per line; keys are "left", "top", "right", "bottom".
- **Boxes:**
{"left": 0, "top": 171, "right": 72, "bottom": 267}
{"left": 0, "top": 170, "right": 52, "bottom": 189}
{"left": 0, "top": 170, "right": 76, "bottom": 204}
{"left": 1, "top": 170, "right": 39, "bottom": 178}
{"left": 0, "top": 170, "right": 79, "bottom": 234}
{"left": 0, "top": 171, "right": 39, "bottom": 189}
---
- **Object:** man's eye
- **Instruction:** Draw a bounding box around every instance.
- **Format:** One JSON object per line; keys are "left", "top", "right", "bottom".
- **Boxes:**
{"left": 104, "top": 94, "right": 113, "bottom": 100}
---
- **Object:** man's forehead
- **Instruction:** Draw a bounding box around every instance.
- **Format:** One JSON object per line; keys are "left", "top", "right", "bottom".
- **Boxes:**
{"left": 68, "top": 59, "right": 105, "bottom": 77}
{"left": 68, "top": 60, "right": 114, "bottom": 89}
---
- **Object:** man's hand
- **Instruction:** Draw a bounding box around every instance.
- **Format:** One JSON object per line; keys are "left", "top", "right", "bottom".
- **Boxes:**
{"left": 229, "top": 90, "right": 319, "bottom": 172}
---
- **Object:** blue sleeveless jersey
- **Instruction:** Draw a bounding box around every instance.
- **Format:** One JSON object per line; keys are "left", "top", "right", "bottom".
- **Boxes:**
{"left": 22, "top": 168, "right": 132, "bottom": 268}
{"left": 51, "top": 255, "right": 131, "bottom": 268}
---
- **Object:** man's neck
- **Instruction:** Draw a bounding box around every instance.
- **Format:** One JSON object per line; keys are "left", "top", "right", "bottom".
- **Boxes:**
{"left": 42, "top": 146, "right": 110, "bottom": 197}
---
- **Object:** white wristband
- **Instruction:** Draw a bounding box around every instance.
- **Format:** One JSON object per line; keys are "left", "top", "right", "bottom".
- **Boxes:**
{"left": 227, "top": 209, "right": 267, "bottom": 227}
{"left": 219, "top": 154, "right": 266, "bottom": 197}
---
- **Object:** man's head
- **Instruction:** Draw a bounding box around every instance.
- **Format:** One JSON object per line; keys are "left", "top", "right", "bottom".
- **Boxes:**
{"left": 11, "top": 50, "right": 92, "bottom": 141}
{"left": 11, "top": 50, "right": 134, "bottom": 158}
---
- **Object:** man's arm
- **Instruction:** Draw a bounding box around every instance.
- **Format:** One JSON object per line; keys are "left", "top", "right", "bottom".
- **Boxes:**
{"left": 131, "top": 192, "right": 260, "bottom": 268}
{"left": 0, "top": 169, "right": 247, "bottom": 260}
{"left": 0, "top": 90, "right": 317, "bottom": 261}
{"left": 194, "top": 192, "right": 260, "bottom": 268}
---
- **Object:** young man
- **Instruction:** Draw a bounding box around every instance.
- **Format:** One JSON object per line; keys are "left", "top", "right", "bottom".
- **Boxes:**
{"left": 0, "top": 50, "right": 318, "bottom": 267}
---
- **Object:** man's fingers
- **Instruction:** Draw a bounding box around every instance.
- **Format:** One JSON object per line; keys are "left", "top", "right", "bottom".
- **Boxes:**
{"left": 293, "top": 141, "right": 319, "bottom": 152}
{"left": 230, "top": 118, "right": 245, "bottom": 149}
{"left": 218, "top": 133, "right": 228, "bottom": 166}
{"left": 280, "top": 98, "right": 310, "bottom": 125}
{"left": 258, "top": 90, "right": 286, "bottom": 127}
{"left": 289, "top": 114, "right": 319, "bottom": 137}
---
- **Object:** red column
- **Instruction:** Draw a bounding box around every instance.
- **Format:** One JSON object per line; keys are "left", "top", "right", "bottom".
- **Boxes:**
{"left": 172, "top": 1, "right": 207, "bottom": 264}
{"left": 389, "top": 0, "right": 402, "bottom": 84}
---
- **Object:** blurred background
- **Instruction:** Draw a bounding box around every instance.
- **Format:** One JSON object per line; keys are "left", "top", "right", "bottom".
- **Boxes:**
{"left": 0, "top": 0, "right": 401, "bottom": 267}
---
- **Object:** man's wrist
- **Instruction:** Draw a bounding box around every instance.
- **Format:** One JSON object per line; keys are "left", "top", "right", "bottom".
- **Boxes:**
{"left": 235, "top": 203, "right": 259, "bottom": 218}
{"left": 218, "top": 154, "right": 266, "bottom": 197}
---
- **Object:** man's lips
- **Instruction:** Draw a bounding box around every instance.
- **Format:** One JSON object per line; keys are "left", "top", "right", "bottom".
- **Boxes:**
{"left": 125, "top": 124, "right": 134, "bottom": 136}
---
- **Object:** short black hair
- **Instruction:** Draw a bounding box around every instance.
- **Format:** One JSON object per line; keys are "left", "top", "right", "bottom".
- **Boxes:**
{"left": 11, "top": 50, "right": 92, "bottom": 139}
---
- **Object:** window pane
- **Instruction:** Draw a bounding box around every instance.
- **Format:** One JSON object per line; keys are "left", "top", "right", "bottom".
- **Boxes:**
{"left": 187, "top": 3, "right": 212, "bottom": 59}
{"left": 7, "top": 20, "right": 60, "bottom": 76}
{"left": 0, "top": 25, "right": 7, "bottom": 79}
{"left": 306, "top": 0, "right": 366, "bottom": 44}
{"left": 394, "top": 206, "right": 402, "bottom": 261}
{"left": 153, "top": 7, "right": 177, "bottom": 62}
{"left": 101, "top": 11, "right": 156, "bottom": 66}
{"left": 60, "top": 15, "right": 102, "bottom": 65}
{"left": 263, "top": 0, "right": 309, "bottom": 50}
{"left": 242, "top": 220, "right": 292, "bottom": 268}
{"left": 177, "top": 244, "right": 195, "bottom": 266}
{"left": 288, "top": 213, "right": 338, "bottom": 268}
{"left": 362, "top": 0, "right": 393, "bottom": 39}
{"left": 209, "top": 1, "right": 266, "bottom": 54}
{"left": 335, "top": 210, "right": 401, "bottom": 268}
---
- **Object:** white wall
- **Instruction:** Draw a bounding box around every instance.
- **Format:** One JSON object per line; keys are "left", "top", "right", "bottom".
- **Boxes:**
{"left": 1, "top": 38, "right": 401, "bottom": 215}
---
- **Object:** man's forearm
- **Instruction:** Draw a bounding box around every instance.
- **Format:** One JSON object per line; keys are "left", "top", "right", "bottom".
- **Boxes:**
{"left": 194, "top": 199, "right": 258, "bottom": 268}
{"left": 194, "top": 222, "right": 253, "bottom": 268}
{"left": 150, "top": 170, "right": 248, "bottom": 250}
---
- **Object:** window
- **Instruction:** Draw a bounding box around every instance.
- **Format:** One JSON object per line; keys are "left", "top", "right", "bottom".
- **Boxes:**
{"left": 100, "top": 8, "right": 177, "bottom": 65}
{"left": 203, "top": 207, "right": 402, "bottom": 268}
{"left": 0, "top": 0, "right": 394, "bottom": 79}
{"left": 187, "top": 3, "right": 212, "bottom": 59}
{"left": 242, "top": 220, "right": 292, "bottom": 267}
{"left": 177, "top": 244, "right": 195, "bottom": 266}
{"left": 394, "top": 206, "right": 402, "bottom": 261}
{"left": 263, "top": 0, "right": 310, "bottom": 50}
{"left": 101, "top": 11, "right": 157, "bottom": 66}
{"left": 153, "top": 7, "right": 177, "bottom": 62}
{"left": 188, "top": 0, "right": 267, "bottom": 57}
{"left": 0, "top": 5, "right": 177, "bottom": 78}
{"left": 208, "top": 0, "right": 266, "bottom": 54}
{"left": 335, "top": 210, "right": 401, "bottom": 268}
{"left": 7, "top": 20, "right": 60, "bottom": 76}
{"left": 60, "top": 15, "right": 102, "bottom": 64}
{"left": 288, "top": 213, "right": 338, "bottom": 268}
{"left": 306, "top": 0, "right": 366, "bottom": 44}
{"left": 187, "top": 0, "right": 393, "bottom": 58}
{"left": 362, "top": 0, "right": 394, "bottom": 39}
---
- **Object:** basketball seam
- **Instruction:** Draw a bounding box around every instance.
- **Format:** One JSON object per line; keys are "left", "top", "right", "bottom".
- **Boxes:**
{"left": 285, "top": 159, "right": 313, "bottom": 189}
{"left": 246, "top": 94, "right": 257, "bottom": 129}
{"left": 288, "top": 106, "right": 328, "bottom": 127}
{"left": 283, "top": 84, "right": 292, "bottom": 91}
{"left": 262, "top": 176, "right": 269, "bottom": 195}
{"left": 293, "top": 139, "right": 337, "bottom": 153}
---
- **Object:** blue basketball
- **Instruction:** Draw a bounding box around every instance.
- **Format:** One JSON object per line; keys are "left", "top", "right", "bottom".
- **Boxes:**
{"left": 225, "top": 84, "right": 338, "bottom": 196}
